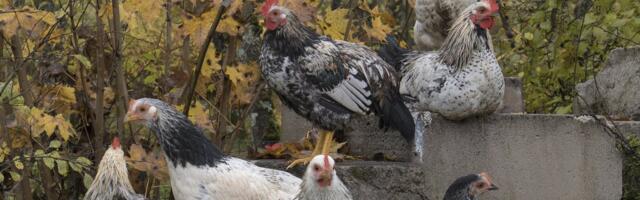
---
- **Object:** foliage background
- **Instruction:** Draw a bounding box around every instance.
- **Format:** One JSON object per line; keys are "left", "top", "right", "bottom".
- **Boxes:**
{"left": 0, "top": 0, "right": 637, "bottom": 199}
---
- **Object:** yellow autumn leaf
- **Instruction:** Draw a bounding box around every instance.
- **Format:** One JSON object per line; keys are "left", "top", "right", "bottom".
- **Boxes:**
{"left": 218, "top": 17, "right": 242, "bottom": 36}
{"left": 318, "top": 9, "right": 349, "bottom": 39}
{"left": 54, "top": 114, "right": 75, "bottom": 141}
{"left": 225, "top": 63, "right": 261, "bottom": 105}
{"left": 0, "top": 7, "right": 57, "bottom": 39}
{"left": 365, "top": 16, "right": 392, "bottom": 42}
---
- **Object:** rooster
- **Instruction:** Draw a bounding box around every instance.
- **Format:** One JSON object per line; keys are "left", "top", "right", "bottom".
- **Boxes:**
{"left": 259, "top": 0, "right": 415, "bottom": 168}
{"left": 414, "top": 0, "right": 477, "bottom": 51}
{"left": 295, "top": 155, "right": 352, "bottom": 200}
{"left": 379, "top": 0, "right": 504, "bottom": 121}
{"left": 443, "top": 172, "right": 498, "bottom": 200}
{"left": 84, "top": 137, "right": 145, "bottom": 200}
{"left": 124, "top": 98, "right": 301, "bottom": 200}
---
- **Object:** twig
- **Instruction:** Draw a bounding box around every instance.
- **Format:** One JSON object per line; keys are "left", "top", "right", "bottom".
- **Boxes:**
{"left": 183, "top": 0, "right": 233, "bottom": 115}
{"left": 342, "top": 0, "right": 355, "bottom": 41}
{"left": 164, "top": 0, "right": 173, "bottom": 76}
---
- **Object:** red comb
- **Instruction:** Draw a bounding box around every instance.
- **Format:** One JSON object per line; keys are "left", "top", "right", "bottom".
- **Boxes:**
{"left": 261, "top": 0, "right": 278, "bottom": 17}
{"left": 111, "top": 137, "right": 121, "bottom": 149}
{"left": 323, "top": 155, "right": 330, "bottom": 169}
{"left": 486, "top": 0, "right": 499, "bottom": 13}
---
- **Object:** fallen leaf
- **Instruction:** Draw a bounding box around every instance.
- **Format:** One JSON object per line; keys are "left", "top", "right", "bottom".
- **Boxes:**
{"left": 318, "top": 9, "right": 349, "bottom": 39}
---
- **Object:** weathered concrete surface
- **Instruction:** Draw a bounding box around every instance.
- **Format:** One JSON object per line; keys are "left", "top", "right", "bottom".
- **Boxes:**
{"left": 498, "top": 77, "right": 525, "bottom": 113}
{"left": 342, "top": 114, "right": 631, "bottom": 200}
{"left": 253, "top": 160, "right": 431, "bottom": 200}
{"left": 424, "top": 114, "right": 624, "bottom": 200}
{"left": 574, "top": 46, "right": 640, "bottom": 120}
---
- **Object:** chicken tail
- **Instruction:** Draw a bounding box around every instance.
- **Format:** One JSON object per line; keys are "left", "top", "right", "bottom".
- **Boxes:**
{"left": 379, "top": 88, "right": 416, "bottom": 143}
{"left": 377, "top": 35, "right": 410, "bottom": 72}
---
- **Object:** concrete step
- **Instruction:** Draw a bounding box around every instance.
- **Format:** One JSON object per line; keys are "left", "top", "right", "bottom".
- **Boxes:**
{"left": 253, "top": 160, "right": 431, "bottom": 200}
{"left": 275, "top": 113, "right": 639, "bottom": 200}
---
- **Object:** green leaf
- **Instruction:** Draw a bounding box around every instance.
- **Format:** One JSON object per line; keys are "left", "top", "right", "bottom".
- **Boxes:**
{"left": 83, "top": 173, "right": 94, "bottom": 189}
{"left": 34, "top": 149, "right": 45, "bottom": 157}
{"left": 9, "top": 171, "right": 21, "bottom": 181}
{"left": 43, "top": 157, "right": 55, "bottom": 169}
{"left": 584, "top": 13, "right": 597, "bottom": 25}
{"left": 56, "top": 160, "right": 69, "bottom": 176}
{"left": 14, "top": 160, "right": 24, "bottom": 170}
{"left": 72, "top": 54, "right": 92, "bottom": 68}
{"left": 524, "top": 32, "right": 534, "bottom": 41}
{"left": 0, "top": 173, "right": 4, "bottom": 182}
{"left": 76, "top": 157, "right": 92, "bottom": 167}
{"left": 69, "top": 161, "right": 81, "bottom": 173}
{"left": 49, "top": 140, "right": 62, "bottom": 148}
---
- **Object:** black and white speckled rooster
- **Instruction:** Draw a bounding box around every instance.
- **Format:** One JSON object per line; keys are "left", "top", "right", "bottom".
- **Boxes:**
{"left": 84, "top": 137, "right": 145, "bottom": 200}
{"left": 380, "top": 0, "right": 504, "bottom": 121}
{"left": 443, "top": 172, "right": 498, "bottom": 200}
{"left": 124, "top": 98, "right": 301, "bottom": 200}
{"left": 295, "top": 155, "right": 352, "bottom": 200}
{"left": 414, "top": 0, "right": 477, "bottom": 51}
{"left": 259, "top": 0, "right": 415, "bottom": 168}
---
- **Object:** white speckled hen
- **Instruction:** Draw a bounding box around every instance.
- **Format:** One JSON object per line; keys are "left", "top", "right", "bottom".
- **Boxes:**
{"left": 295, "top": 155, "right": 352, "bottom": 200}
{"left": 124, "top": 98, "right": 301, "bottom": 200}
{"left": 84, "top": 137, "right": 145, "bottom": 200}
{"left": 414, "top": 0, "right": 477, "bottom": 51}
{"left": 259, "top": 0, "right": 415, "bottom": 168}
{"left": 443, "top": 172, "right": 498, "bottom": 200}
{"left": 380, "top": 0, "right": 504, "bottom": 121}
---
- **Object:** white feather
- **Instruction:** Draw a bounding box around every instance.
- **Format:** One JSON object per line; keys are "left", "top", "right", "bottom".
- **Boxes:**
{"left": 168, "top": 157, "right": 301, "bottom": 200}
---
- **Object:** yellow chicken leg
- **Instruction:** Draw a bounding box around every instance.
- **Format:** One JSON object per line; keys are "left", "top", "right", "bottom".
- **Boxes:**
{"left": 287, "top": 130, "right": 328, "bottom": 169}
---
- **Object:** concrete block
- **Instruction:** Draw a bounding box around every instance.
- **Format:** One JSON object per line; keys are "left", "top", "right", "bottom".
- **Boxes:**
{"left": 574, "top": 46, "right": 640, "bottom": 120}
{"left": 498, "top": 77, "right": 525, "bottom": 113}
{"left": 253, "top": 160, "right": 431, "bottom": 200}
{"left": 423, "top": 114, "right": 625, "bottom": 200}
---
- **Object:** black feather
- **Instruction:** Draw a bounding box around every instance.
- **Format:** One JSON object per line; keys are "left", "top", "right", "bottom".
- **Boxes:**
{"left": 377, "top": 35, "right": 411, "bottom": 72}
{"left": 378, "top": 88, "right": 415, "bottom": 143}
{"left": 141, "top": 98, "right": 226, "bottom": 167}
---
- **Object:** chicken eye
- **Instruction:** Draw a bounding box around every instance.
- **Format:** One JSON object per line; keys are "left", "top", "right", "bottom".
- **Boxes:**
{"left": 477, "top": 182, "right": 486, "bottom": 188}
{"left": 139, "top": 107, "right": 146, "bottom": 112}
{"left": 272, "top": 11, "right": 279, "bottom": 16}
{"left": 477, "top": 7, "right": 487, "bottom": 13}
{"left": 313, "top": 165, "right": 320, "bottom": 171}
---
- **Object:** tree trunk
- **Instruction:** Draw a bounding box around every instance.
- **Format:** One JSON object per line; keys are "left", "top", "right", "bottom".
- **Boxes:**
{"left": 111, "top": 0, "right": 128, "bottom": 140}
{"left": 10, "top": 35, "right": 33, "bottom": 200}
{"left": 93, "top": 0, "right": 106, "bottom": 162}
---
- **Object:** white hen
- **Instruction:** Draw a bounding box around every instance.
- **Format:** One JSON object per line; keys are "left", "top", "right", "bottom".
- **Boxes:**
{"left": 295, "top": 155, "right": 352, "bottom": 200}
{"left": 381, "top": 0, "right": 504, "bottom": 121}
{"left": 124, "top": 98, "right": 301, "bottom": 200}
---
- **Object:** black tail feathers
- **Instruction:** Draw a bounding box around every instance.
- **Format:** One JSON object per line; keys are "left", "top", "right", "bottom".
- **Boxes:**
{"left": 379, "top": 90, "right": 416, "bottom": 144}
{"left": 377, "top": 35, "right": 410, "bottom": 72}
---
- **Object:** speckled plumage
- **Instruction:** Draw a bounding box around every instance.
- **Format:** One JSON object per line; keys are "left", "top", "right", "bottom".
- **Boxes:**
{"left": 382, "top": 2, "right": 504, "bottom": 120}
{"left": 84, "top": 140, "right": 145, "bottom": 200}
{"left": 414, "top": 0, "right": 477, "bottom": 51}
{"left": 260, "top": 5, "right": 415, "bottom": 142}
{"left": 131, "top": 98, "right": 301, "bottom": 200}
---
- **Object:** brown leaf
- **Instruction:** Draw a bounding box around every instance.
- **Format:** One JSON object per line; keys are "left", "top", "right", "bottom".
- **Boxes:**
{"left": 284, "top": 0, "right": 319, "bottom": 24}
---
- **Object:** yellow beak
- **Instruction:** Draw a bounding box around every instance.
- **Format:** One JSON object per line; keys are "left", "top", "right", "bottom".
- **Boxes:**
{"left": 123, "top": 113, "right": 142, "bottom": 123}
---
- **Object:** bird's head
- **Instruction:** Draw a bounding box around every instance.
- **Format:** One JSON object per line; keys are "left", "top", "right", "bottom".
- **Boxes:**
{"left": 124, "top": 98, "right": 159, "bottom": 124}
{"left": 111, "top": 137, "right": 121, "bottom": 150}
{"left": 469, "top": 0, "right": 499, "bottom": 30}
{"left": 305, "top": 155, "right": 336, "bottom": 188}
{"left": 261, "top": 0, "right": 290, "bottom": 31}
{"left": 444, "top": 172, "right": 498, "bottom": 200}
